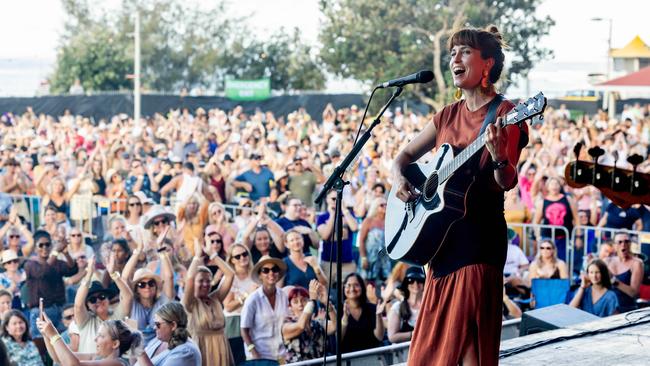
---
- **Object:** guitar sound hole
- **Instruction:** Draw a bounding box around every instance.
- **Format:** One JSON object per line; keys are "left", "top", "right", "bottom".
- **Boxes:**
{"left": 423, "top": 173, "right": 439, "bottom": 202}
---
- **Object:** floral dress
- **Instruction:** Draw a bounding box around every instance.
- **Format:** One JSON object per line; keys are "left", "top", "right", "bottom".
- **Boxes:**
{"left": 2, "top": 336, "right": 44, "bottom": 366}
{"left": 283, "top": 314, "right": 327, "bottom": 363}
{"left": 365, "top": 227, "right": 391, "bottom": 282}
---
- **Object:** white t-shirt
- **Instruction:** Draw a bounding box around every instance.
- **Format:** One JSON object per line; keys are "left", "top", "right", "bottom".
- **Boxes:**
{"left": 504, "top": 244, "right": 529, "bottom": 275}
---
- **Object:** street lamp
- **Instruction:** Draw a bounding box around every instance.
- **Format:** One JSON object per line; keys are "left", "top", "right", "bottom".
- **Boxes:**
{"left": 591, "top": 17, "right": 613, "bottom": 80}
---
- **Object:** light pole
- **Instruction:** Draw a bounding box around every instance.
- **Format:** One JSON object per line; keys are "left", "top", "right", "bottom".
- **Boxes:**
{"left": 591, "top": 17, "right": 613, "bottom": 80}
{"left": 134, "top": 9, "right": 141, "bottom": 124}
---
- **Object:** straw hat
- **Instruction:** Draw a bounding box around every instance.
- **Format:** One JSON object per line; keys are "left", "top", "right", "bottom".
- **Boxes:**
{"left": 252, "top": 255, "right": 287, "bottom": 284}
{"left": 1, "top": 250, "right": 19, "bottom": 265}
{"left": 142, "top": 205, "right": 176, "bottom": 229}
{"left": 132, "top": 268, "right": 162, "bottom": 291}
{"left": 105, "top": 168, "right": 119, "bottom": 183}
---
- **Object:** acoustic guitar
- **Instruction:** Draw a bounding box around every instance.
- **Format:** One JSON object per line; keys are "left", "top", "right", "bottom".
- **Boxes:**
{"left": 384, "top": 92, "right": 547, "bottom": 265}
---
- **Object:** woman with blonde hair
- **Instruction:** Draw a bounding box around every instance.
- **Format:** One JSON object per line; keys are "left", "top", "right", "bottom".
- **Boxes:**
{"left": 223, "top": 243, "right": 257, "bottom": 364}
{"left": 177, "top": 193, "right": 209, "bottom": 257}
{"left": 136, "top": 301, "right": 202, "bottom": 366}
{"left": 359, "top": 197, "right": 390, "bottom": 284}
{"left": 528, "top": 239, "right": 569, "bottom": 285}
{"left": 182, "top": 239, "right": 235, "bottom": 366}
{"left": 207, "top": 202, "right": 237, "bottom": 251}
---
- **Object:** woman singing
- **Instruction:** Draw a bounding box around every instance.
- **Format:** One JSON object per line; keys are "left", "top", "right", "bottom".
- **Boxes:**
{"left": 392, "top": 25, "right": 528, "bottom": 365}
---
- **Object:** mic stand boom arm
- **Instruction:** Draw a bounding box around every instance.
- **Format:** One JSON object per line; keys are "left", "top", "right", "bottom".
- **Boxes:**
{"left": 314, "top": 86, "right": 403, "bottom": 366}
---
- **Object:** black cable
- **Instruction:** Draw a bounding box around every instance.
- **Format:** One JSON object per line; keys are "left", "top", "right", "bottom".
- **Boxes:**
{"left": 500, "top": 309, "right": 650, "bottom": 359}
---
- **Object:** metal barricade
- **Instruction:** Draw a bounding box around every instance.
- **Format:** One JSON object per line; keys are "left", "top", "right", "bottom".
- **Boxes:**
{"left": 286, "top": 318, "right": 522, "bottom": 366}
{"left": 506, "top": 223, "right": 571, "bottom": 262}
{"left": 8, "top": 194, "right": 41, "bottom": 230}
{"left": 571, "top": 226, "right": 650, "bottom": 274}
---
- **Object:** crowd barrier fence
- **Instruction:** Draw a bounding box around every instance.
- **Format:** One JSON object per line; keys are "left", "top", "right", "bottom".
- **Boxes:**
{"left": 285, "top": 318, "right": 521, "bottom": 366}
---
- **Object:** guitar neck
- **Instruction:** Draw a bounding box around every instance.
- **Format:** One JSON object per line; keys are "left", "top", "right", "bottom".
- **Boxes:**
{"left": 438, "top": 131, "right": 489, "bottom": 183}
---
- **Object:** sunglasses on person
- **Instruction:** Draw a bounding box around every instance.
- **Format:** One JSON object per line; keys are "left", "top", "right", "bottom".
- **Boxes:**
{"left": 129, "top": 202, "right": 142, "bottom": 207}
{"left": 87, "top": 294, "right": 108, "bottom": 304}
{"left": 406, "top": 277, "right": 425, "bottom": 285}
{"left": 153, "top": 219, "right": 168, "bottom": 226}
{"left": 232, "top": 252, "right": 249, "bottom": 261}
{"left": 8, "top": 234, "right": 20, "bottom": 239}
{"left": 63, "top": 314, "right": 74, "bottom": 321}
{"left": 70, "top": 233, "right": 82, "bottom": 238}
{"left": 211, "top": 239, "right": 223, "bottom": 245}
{"left": 37, "top": 241, "right": 52, "bottom": 248}
{"left": 137, "top": 279, "right": 157, "bottom": 289}
{"left": 4, "top": 259, "right": 19, "bottom": 265}
{"left": 540, "top": 246, "right": 554, "bottom": 250}
{"left": 260, "top": 265, "right": 281, "bottom": 274}
{"left": 616, "top": 239, "right": 631, "bottom": 244}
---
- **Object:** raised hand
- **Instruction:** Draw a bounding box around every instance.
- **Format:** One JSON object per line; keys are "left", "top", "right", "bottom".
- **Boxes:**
{"left": 106, "top": 252, "right": 116, "bottom": 275}
{"left": 375, "top": 298, "right": 386, "bottom": 316}
{"left": 155, "top": 225, "right": 171, "bottom": 251}
{"left": 308, "top": 279, "right": 320, "bottom": 301}
{"left": 193, "top": 238, "right": 203, "bottom": 259}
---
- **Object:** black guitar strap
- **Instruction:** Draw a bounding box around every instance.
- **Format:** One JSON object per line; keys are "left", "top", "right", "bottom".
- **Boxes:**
{"left": 480, "top": 94, "right": 504, "bottom": 135}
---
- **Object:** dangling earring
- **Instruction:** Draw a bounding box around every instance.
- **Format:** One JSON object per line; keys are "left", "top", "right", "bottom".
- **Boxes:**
{"left": 454, "top": 88, "right": 462, "bottom": 100}
{"left": 481, "top": 70, "right": 489, "bottom": 89}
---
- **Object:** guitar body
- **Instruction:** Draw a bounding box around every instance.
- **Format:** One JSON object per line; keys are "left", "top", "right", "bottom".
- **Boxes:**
{"left": 385, "top": 143, "right": 476, "bottom": 265}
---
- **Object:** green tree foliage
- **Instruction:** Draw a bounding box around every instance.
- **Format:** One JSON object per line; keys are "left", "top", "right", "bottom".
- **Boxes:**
{"left": 50, "top": 0, "right": 325, "bottom": 93}
{"left": 220, "top": 28, "right": 326, "bottom": 91}
{"left": 319, "top": 0, "right": 554, "bottom": 110}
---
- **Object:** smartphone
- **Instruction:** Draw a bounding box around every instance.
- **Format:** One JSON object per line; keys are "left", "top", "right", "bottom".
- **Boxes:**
{"left": 39, "top": 297, "right": 44, "bottom": 319}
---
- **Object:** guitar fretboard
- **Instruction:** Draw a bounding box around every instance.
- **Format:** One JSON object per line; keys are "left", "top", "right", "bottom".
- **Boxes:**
{"left": 437, "top": 130, "right": 490, "bottom": 184}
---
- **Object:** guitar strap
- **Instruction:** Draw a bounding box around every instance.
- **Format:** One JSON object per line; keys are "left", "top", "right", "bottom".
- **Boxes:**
{"left": 480, "top": 94, "right": 504, "bottom": 135}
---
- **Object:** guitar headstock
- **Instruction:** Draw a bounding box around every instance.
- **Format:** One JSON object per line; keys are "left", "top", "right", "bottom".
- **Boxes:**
{"left": 504, "top": 92, "right": 547, "bottom": 127}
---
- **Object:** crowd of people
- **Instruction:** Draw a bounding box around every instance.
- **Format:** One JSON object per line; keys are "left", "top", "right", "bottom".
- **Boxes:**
{"left": 0, "top": 98, "right": 647, "bottom": 365}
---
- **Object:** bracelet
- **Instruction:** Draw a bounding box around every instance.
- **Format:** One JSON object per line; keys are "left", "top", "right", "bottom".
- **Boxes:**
{"left": 50, "top": 334, "right": 63, "bottom": 346}
{"left": 110, "top": 272, "right": 120, "bottom": 280}
{"left": 303, "top": 301, "right": 315, "bottom": 315}
{"left": 246, "top": 343, "right": 256, "bottom": 352}
{"left": 50, "top": 250, "right": 60, "bottom": 257}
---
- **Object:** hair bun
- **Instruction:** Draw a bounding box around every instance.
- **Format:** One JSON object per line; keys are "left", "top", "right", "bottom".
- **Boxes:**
{"left": 486, "top": 25, "right": 502, "bottom": 40}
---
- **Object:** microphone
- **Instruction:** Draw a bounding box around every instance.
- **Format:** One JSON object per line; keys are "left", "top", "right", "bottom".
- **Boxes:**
{"left": 378, "top": 70, "right": 433, "bottom": 88}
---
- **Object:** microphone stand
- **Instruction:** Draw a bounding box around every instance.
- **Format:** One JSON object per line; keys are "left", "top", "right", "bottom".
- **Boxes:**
{"left": 315, "top": 86, "right": 403, "bottom": 366}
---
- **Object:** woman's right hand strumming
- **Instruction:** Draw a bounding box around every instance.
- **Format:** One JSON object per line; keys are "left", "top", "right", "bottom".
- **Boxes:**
{"left": 393, "top": 172, "right": 419, "bottom": 203}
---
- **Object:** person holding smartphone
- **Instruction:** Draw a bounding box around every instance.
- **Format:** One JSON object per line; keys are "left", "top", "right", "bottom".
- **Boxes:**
{"left": 24, "top": 230, "right": 77, "bottom": 337}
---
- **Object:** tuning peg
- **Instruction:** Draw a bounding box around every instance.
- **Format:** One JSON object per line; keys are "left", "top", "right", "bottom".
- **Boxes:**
{"left": 573, "top": 142, "right": 583, "bottom": 159}
{"left": 627, "top": 154, "right": 644, "bottom": 167}
{"left": 588, "top": 146, "right": 605, "bottom": 161}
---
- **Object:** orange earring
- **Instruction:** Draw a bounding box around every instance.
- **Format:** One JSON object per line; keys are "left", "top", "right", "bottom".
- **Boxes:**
{"left": 481, "top": 70, "right": 489, "bottom": 89}
{"left": 454, "top": 88, "right": 462, "bottom": 100}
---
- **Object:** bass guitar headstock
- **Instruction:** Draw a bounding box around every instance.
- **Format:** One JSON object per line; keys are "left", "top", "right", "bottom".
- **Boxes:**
{"left": 564, "top": 143, "right": 650, "bottom": 208}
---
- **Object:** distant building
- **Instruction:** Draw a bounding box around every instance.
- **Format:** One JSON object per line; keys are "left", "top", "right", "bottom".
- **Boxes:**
{"left": 611, "top": 35, "right": 650, "bottom": 76}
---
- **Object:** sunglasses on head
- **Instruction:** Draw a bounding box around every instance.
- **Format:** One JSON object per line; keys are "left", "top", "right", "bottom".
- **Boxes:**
{"left": 87, "top": 294, "right": 107, "bottom": 304}
{"left": 260, "top": 265, "right": 281, "bottom": 274}
{"left": 232, "top": 252, "right": 249, "bottom": 261}
{"left": 137, "top": 279, "right": 157, "bottom": 289}
{"left": 153, "top": 219, "right": 168, "bottom": 226}
{"left": 38, "top": 241, "right": 52, "bottom": 248}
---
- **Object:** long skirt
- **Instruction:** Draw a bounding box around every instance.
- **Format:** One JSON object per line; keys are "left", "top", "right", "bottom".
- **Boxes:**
{"left": 408, "top": 263, "right": 503, "bottom": 366}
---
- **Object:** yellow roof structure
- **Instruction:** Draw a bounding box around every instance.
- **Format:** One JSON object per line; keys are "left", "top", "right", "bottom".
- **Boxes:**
{"left": 610, "top": 35, "right": 650, "bottom": 58}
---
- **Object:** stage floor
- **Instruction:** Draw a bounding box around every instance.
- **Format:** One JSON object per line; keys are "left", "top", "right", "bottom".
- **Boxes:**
{"left": 500, "top": 308, "right": 650, "bottom": 365}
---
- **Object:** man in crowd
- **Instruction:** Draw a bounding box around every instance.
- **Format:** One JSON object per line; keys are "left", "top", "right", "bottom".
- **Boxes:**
{"left": 231, "top": 153, "right": 275, "bottom": 202}
{"left": 275, "top": 197, "right": 320, "bottom": 254}
{"left": 24, "top": 230, "right": 78, "bottom": 335}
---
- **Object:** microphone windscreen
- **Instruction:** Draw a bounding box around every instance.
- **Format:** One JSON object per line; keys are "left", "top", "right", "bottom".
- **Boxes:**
{"left": 417, "top": 70, "right": 434, "bottom": 83}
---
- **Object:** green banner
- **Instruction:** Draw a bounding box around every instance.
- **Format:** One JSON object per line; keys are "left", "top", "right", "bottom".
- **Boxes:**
{"left": 225, "top": 79, "right": 271, "bottom": 101}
